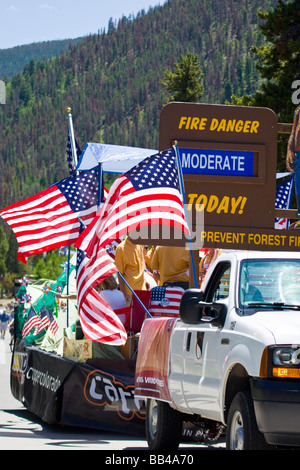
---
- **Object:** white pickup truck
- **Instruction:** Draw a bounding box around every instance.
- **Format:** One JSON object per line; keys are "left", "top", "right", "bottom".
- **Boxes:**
{"left": 135, "top": 250, "right": 300, "bottom": 450}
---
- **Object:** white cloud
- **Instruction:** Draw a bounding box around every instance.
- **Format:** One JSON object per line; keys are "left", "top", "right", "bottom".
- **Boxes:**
{"left": 38, "top": 3, "right": 55, "bottom": 9}
{"left": 8, "top": 5, "right": 21, "bottom": 13}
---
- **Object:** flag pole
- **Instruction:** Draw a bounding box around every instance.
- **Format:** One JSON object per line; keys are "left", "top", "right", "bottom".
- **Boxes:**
{"left": 97, "top": 163, "right": 103, "bottom": 211}
{"left": 66, "top": 107, "right": 78, "bottom": 171}
{"left": 173, "top": 142, "right": 198, "bottom": 288}
{"left": 65, "top": 107, "right": 79, "bottom": 327}
{"left": 118, "top": 272, "right": 152, "bottom": 318}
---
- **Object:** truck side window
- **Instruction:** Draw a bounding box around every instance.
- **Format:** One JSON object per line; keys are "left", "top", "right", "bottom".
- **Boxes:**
{"left": 205, "top": 262, "right": 231, "bottom": 302}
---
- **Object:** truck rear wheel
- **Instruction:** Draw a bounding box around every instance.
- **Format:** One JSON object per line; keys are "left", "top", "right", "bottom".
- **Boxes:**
{"left": 146, "top": 398, "right": 183, "bottom": 451}
{"left": 226, "top": 391, "right": 269, "bottom": 450}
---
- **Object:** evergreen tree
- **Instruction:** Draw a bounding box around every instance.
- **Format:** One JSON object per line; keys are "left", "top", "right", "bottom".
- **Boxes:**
{"left": 33, "top": 251, "right": 68, "bottom": 280}
{"left": 0, "top": 226, "right": 9, "bottom": 296}
{"left": 161, "top": 52, "right": 204, "bottom": 103}
{"left": 224, "top": 81, "right": 233, "bottom": 103}
{"left": 250, "top": 0, "right": 300, "bottom": 122}
{"left": 232, "top": 0, "right": 300, "bottom": 170}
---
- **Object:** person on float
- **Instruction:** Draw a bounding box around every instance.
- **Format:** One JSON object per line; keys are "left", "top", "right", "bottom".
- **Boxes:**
{"left": 287, "top": 105, "right": 300, "bottom": 224}
{"left": 115, "top": 235, "right": 146, "bottom": 306}
{"left": 151, "top": 245, "right": 190, "bottom": 290}
{"left": 95, "top": 275, "right": 126, "bottom": 310}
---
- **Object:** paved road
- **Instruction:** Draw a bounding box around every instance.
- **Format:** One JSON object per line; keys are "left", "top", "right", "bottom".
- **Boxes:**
{"left": 0, "top": 332, "right": 225, "bottom": 452}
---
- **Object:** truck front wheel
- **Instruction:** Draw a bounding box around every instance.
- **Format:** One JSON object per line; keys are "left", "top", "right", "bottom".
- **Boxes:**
{"left": 226, "top": 391, "right": 269, "bottom": 450}
{"left": 146, "top": 398, "right": 183, "bottom": 451}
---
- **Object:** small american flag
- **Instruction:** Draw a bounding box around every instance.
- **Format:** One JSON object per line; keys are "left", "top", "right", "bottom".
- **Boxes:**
{"left": 149, "top": 286, "right": 184, "bottom": 318}
{"left": 275, "top": 174, "right": 295, "bottom": 230}
{"left": 0, "top": 169, "right": 99, "bottom": 263}
{"left": 22, "top": 306, "right": 41, "bottom": 339}
{"left": 47, "top": 309, "right": 59, "bottom": 335}
{"left": 76, "top": 147, "right": 190, "bottom": 257}
{"left": 37, "top": 305, "right": 51, "bottom": 333}
{"left": 105, "top": 239, "right": 122, "bottom": 260}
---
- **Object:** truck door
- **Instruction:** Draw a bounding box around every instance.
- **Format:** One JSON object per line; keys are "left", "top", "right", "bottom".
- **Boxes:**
{"left": 182, "top": 262, "right": 231, "bottom": 419}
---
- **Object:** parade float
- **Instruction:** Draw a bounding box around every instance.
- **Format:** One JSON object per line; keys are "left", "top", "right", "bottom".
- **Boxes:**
{"left": 8, "top": 111, "right": 155, "bottom": 434}
{"left": 6, "top": 108, "right": 191, "bottom": 436}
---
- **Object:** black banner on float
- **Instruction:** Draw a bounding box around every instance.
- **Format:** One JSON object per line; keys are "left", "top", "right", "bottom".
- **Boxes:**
{"left": 61, "top": 358, "right": 146, "bottom": 434}
{"left": 11, "top": 338, "right": 28, "bottom": 403}
{"left": 11, "top": 340, "right": 146, "bottom": 434}
{"left": 11, "top": 338, "right": 75, "bottom": 424}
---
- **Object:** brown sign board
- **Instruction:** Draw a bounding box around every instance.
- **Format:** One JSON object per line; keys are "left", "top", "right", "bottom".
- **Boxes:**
{"left": 150, "top": 101, "right": 297, "bottom": 252}
{"left": 132, "top": 102, "right": 298, "bottom": 252}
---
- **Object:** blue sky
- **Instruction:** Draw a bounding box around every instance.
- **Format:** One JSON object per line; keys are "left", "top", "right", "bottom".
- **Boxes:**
{"left": 0, "top": 1, "right": 167, "bottom": 49}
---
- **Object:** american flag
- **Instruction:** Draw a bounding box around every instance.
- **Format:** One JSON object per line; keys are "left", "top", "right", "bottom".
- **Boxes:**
{"left": 37, "top": 305, "right": 50, "bottom": 333}
{"left": 22, "top": 306, "right": 41, "bottom": 339}
{"left": 0, "top": 169, "right": 99, "bottom": 263}
{"left": 275, "top": 174, "right": 295, "bottom": 230}
{"left": 76, "top": 230, "right": 127, "bottom": 345}
{"left": 149, "top": 286, "right": 184, "bottom": 318}
{"left": 47, "top": 309, "right": 59, "bottom": 335}
{"left": 105, "top": 239, "right": 121, "bottom": 260}
{"left": 37, "top": 305, "right": 59, "bottom": 335}
{"left": 76, "top": 147, "right": 190, "bottom": 257}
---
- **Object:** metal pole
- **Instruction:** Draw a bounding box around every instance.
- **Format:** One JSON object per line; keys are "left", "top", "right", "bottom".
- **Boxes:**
{"left": 118, "top": 272, "right": 152, "bottom": 318}
{"left": 65, "top": 107, "right": 78, "bottom": 327}
{"left": 98, "top": 163, "right": 103, "bottom": 210}
{"left": 173, "top": 142, "right": 198, "bottom": 288}
{"left": 66, "top": 107, "right": 78, "bottom": 169}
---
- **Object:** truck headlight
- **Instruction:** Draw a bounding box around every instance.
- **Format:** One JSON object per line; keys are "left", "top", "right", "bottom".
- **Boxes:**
{"left": 273, "top": 347, "right": 299, "bottom": 365}
{"left": 273, "top": 346, "right": 300, "bottom": 378}
{"left": 260, "top": 345, "right": 300, "bottom": 378}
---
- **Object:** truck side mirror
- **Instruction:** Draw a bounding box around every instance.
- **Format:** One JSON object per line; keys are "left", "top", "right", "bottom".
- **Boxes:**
{"left": 180, "top": 289, "right": 204, "bottom": 324}
{"left": 198, "top": 301, "right": 227, "bottom": 328}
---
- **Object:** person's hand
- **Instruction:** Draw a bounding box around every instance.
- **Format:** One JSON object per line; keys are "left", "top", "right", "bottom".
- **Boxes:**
{"left": 286, "top": 150, "right": 295, "bottom": 172}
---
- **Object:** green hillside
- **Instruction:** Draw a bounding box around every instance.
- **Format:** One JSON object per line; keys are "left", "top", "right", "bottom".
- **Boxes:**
{"left": 0, "top": 0, "right": 278, "bottom": 209}
{"left": 0, "top": 39, "right": 82, "bottom": 80}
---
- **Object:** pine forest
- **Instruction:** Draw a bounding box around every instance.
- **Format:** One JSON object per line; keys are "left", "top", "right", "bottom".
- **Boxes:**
{"left": 0, "top": 0, "right": 298, "bottom": 286}
{"left": 0, "top": 0, "right": 281, "bottom": 206}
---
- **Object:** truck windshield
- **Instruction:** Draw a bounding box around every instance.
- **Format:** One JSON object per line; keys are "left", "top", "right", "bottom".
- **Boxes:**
{"left": 239, "top": 259, "right": 300, "bottom": 309}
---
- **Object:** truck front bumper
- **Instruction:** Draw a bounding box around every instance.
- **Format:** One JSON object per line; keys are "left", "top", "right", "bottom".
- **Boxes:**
{"left": 251, "top": 377, "right": 300, "bottom": 447}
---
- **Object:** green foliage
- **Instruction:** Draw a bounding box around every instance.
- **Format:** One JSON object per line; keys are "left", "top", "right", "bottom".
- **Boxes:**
{"left": 33, "top": 251, "right": 68, "bottom": 280}
{"left": 0, "top": 226, "right": 9, "bottom": 296}
{"left": 161, "top": 52, "right": 204, "bottom": 103}
{"left": 232, "top": 0, "right": 300, "bottom": 171}
{"left": 230, "top": 94, "right": 256, "bottom": 106}
{"left": 250, "top": 0, "right": 300, "bottom": 121}
{"left": 0, "top": 226, "right": 8, "bottom": 276}
{"left": 0, "top": 39, "right": 81, "bottom": 80}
